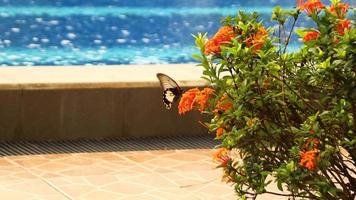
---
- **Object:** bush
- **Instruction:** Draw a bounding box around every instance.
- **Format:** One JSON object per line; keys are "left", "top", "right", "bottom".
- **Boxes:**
{"left": 179, "top": 0, "right": 356, "bottom": 199}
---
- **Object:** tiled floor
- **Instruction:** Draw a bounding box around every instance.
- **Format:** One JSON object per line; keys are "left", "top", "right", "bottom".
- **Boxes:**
{"left": 0, "top": 148, "right": 237, "bottom": 199}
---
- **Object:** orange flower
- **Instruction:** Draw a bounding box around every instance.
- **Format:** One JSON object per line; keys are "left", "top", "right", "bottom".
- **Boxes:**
{"left": 329, "top": 2, "right": 350, "bottom": 18}
{"left": 336, "top": 19, "right": 351, "bottom": 36}
{"left": 194, "top": 88, "right": 215, "bottom": 112}
{"left": 214, "top": 94, "right": 233, "bottom": 113}
{"left": 216, "top": 127, "right": 225, "bottom": 138}
{"left": 213, "top": 148, "right": 230, "bottom": 167}
{"left": 178, "top": 88, "right": 200, "bottom": 115}
{"left": 298, "top": 0, "right": 325, "bottom": 15}
{"left": 297, "top": 0, "right": 305, "bottom": 10}
{"left": 245, "top": 26, "right": 268, "bottom": 52}
{"left": 204, "top": 26, "right": 236, "bottom": 55}
{"left": 302, "top": 31, "right": 320, "bottom": 42}
{"left": 299, "top": 149, "right": 319, "bottom": 170}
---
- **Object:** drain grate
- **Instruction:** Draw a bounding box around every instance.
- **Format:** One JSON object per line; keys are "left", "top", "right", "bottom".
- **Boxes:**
{"left": 0, "top": 135, "right": 219, "bottom": 156}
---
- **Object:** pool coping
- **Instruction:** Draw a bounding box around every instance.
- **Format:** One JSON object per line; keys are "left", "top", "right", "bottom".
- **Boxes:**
{"left": 0, "top": 64, "right": 208, "bottom": 90}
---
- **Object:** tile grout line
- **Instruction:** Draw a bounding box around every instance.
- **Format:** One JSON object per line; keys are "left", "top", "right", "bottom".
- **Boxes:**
{"left": 4, "top": 157, "right": 74, "bottom": 200}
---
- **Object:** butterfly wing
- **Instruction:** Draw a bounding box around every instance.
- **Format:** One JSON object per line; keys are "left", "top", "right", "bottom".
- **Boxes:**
{"left": 156, "top": 73, "right": 182, "bottom": 109}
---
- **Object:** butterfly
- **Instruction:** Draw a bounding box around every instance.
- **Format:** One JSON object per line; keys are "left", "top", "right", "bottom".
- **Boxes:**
{"left": 156, "top": 73, "right": 183, "bottom": 109}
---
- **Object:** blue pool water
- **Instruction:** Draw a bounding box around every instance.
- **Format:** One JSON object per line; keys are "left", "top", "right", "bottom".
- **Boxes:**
{"left": 0, "top": 0, "right": 353, "bottom": 66}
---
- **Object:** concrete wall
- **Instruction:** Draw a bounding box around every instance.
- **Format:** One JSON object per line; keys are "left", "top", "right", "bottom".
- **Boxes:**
{"left": 0, "top": 65, "right": 210, "bottom": 141}
{"left": 0, "top": 87, "right": 208, "bottom": 141}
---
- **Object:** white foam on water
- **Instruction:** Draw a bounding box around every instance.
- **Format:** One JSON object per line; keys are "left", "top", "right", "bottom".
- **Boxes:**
{"left": 94, "top": 39, "right": 102, "bottom": 44}
{"left": 41, "top": 38, "right": 49, "bottom": 43}
{"left": 142, "top": 38, "right": 150, "bottom": 43}
{"left": 35, "top": 17, "right": 43, "bottom": 23}
{"left": 116, "top": 38, "right": 126, "bottom": 43}
{"left": 60, "top": 40, "right": 72, "bottom": 46}
{"left": 67, "top": 33, "right": 76, "bottom": 39}
{"left": 11, "top": 27, "right": 20, "bottom": 32}
{"left": 27, "top": 43, "right": 40, "bottom": 48}
{"left": 48, "top": 20, "right": 59, "bottom": 25}
{"left": 131, "top": 55, "right": 167, "bottom": 65}
{"left": 121, "top": 29, "right": 130, "bottom": 36}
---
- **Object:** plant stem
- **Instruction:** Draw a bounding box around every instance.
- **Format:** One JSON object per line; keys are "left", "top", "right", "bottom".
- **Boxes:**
{"left": 283, "top": 12, "right": 300, "bottom": 54}
{"left": 227, "top": 65, "right": 239, "bottom": 91}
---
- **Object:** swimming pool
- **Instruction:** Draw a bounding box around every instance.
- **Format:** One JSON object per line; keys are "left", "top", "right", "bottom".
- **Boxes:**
{"left": 0, "top": 0, "right": 352, "bottom": 66}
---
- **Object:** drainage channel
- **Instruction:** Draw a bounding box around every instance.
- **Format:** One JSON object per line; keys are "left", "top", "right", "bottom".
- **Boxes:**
{"left": 0, "top": 135, "right": 218, "bottom": 156}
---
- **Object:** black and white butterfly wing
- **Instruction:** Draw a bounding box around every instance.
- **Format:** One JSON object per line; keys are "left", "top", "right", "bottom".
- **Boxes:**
{"left": 156, "top": 73, "right": 183, "bottom": 109}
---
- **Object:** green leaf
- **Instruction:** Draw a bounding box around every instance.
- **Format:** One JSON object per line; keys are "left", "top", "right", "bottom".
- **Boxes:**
{"left": 295, "top": 28, "right": 306, "bottom": 37}
{"left": 277, "top": 181, "right": 284, "bottom": 191}
{"left": 286, "top": 161, "right": 296, "bottom": 172}
{"left": 192, "top": 54, "right": 204, "bottom": 62}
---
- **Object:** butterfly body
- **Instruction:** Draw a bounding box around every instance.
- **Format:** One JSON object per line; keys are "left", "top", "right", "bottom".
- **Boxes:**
{"left": 156, "top": 73, "right": 183, "bottom": 109}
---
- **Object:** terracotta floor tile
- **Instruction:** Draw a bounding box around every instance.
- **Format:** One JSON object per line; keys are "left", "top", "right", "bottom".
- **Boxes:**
{"left": 0, "top": 189, "right": 40, "bottom": 199}
{"left": 172, "top": 160, "right": 215, "bottom": 171}
{"left": 0, "top": 159, "right": 13, "bottom": 166}
{"left": 10, "top": 156, "right": 49, "bottom": 168}
{"left": 119, "top": 194, "right": 163, "bottom": 200}
{"left": 80, "top": 152, "right": 125, "bottom": 162}
{"left": 102, "top": 181, "right": 149, "bottom": 195}
{"left": 124, "top": 154, "right": 157, "bottom": 163}
{"left": 79, "top": 190, "right": 122, "bottom": 200}
{"left": 1, "top": 179, "right": 62, "bottom": 196}
{"left": 145, "top": 149, "right": 177, "bottom": 156}
{"left": 125, "top": 173, "right": 177, "bottom": 188}
{"left": 58, "top": 156, "right": 98, "bottom": 166}
{"left": 35, "top": 162, "right": 73, "bottom": 173}
{"left": 56, "top": 184, "right": 97, "bottom": 198}
{"left": 44, "top": 177, "right": 74, "bottom": 187}
{"left": 84, "top": 175, "right": 119, "bottom": 186}
{"left": 145, "top": 157, "right": 183, "bottom": 168}
{"left": 42, "top": 153, "right": 72, "bottom": 160}
{"left": 150, "top": 166, "right": 176, "bottom": 173}
{"left": 60, "top": 165, "right": 114, "bottom": 176}
{"left": 0, "top": 149, "right": 244, "bottom": 200}
{"left": 196, "top": 183, "right": 235, "bottom": 196}
{"left": 164, "top": 152, "right": 208, "bottom": 162}
{"left": 146, "top": 188, "right": 201, "bottom": 200}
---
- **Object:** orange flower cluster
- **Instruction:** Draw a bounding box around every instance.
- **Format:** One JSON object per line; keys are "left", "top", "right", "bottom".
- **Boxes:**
{"left": 213, "top": 148, "right": 231, "bottom": 167}
{"left": 336, "top": 19, "right": 351, "bottom": 36}
{"left": 216, "top": 127, "right": 225, "bottom": 138}
{"left": 195, "top": 88, "right": 215, "bottom": 112}
{"left": 329, "top": 2, "right": 350, "bottom": 18}
{"left": 298, "top": 0, "right": 325, "bottom": 15}
{"left": 204, "top": 26, "right": 236, "bottom": 55}
{"left": 303, "top": 31, "right": 320, "bottom": 42}
{"left": 214, "top": 94, "right": 233, "bottom": 113}
{"left": 178, "top": 87, "right": 215, "bottom": 114}
{"left": 299, "top": 149, "right": 318, "bottom": 170}
{"left": 297, "top": 0, "right": 304, "bottom": 9}
{"left": 178, "top": 88, "right": 200, "bottom": 115}
{"left": 245, "top": 26, "right": 268, "bottom": 52}
{"left": 299, "top": 128, "right": 320, "bottom": 170}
